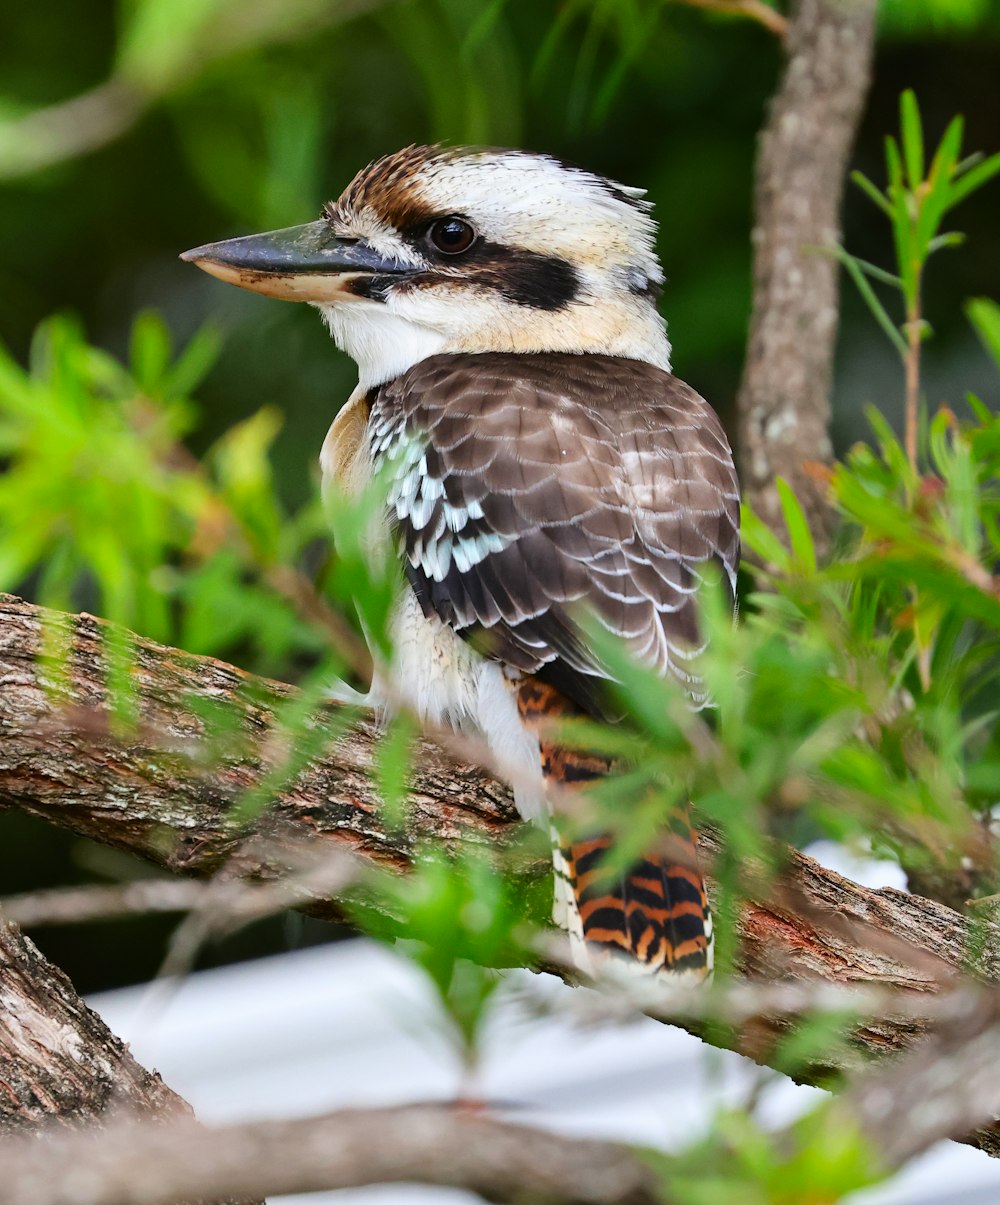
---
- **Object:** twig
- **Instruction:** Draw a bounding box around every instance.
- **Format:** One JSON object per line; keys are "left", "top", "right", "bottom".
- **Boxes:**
{"left": 904, "top": 304, "right": 922, "bottom": 473}
{"left": 2, "top": 880, "right": 213, "bottom": 928}
{"left": 1, "top": 843, "right": 357, "bottom": 933}
{"left": 8, "top": 997, "right": 1000, "bottom": 1205}
{"left": 836, "top": 991, "right": 1000, "bottom": 1167}
{"left": 675, "top": 0, "right": 788, "bottom": 39}
{"left": 521, "top": 950, "right": 984, "bottom": 1035}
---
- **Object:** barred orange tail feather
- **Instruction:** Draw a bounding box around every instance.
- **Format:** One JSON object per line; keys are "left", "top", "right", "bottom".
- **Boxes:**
{"left": 563, "top": 827, "right": 713, "bottom": 981}
{"left": 516, "top": 678, "right": 713, "bottom": 984}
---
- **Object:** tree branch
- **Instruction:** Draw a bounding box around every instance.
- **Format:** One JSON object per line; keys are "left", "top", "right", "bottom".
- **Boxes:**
{"left": 0, "top": 920, "right": 181, "bottom": 1132}
{"left": 838, "top": 991, "right": 1000, "bottom": 1169}
{"left": 737, "top": 0, "right": 877, "bottom": 551}
{"left": 0, "top": 593, "right": 518, "bottom": 882}
{"left": 675, "top": 0, "right": 788, "bottom": 39}
{"left": 6, "top": 991, "right": 1000, "bottom": 1205}
{"left": 0, "top": 1103, "right": 664, "bottom": 1205}
{"left": 4, "top": 590, "right": 1000, "bottom": 1158}
{"left": 0, "top": 919, "right": 262, "bottom": 1205}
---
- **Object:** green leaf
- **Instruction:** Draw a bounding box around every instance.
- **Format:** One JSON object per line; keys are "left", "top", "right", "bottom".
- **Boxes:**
{"left": 584, "top": 617, "right": 689, "bottom": 745}
{"left": 926, "top": 231, "right": 965, "bottom": 255}
{"left": 769, "top": 1007, "right": 858, "bottom": 1081}
{"left": 966, "top": 392, "right": 993, "bottom": 424}
{"left": 900, "top": 89, "right": 924, "bottom": 190}
{"left": 740, "top": 502, "right": 791, "bottom": 572}
{"left": 349, "top": 848, "right": 534, "bottom": 1065}
{"left": 851, "top": 169, "right": 892, "bottom": 217}
{"left": 967, "top": 297, "right": 1000, "bottom": 368}
{"left": 950, "top": 149, "right": 1000, "bottom": 206}
{"left": 163, "top": 324, "right": 221, "bottom": 397}
{"left": 918, "top": 115, "right": 966, "bottom": 250}
{"left": 884, "top": 133, "right": 904, "bottom": 195}
{"left": 929, "top": 114, "right": 964, "bottom": 190}
{"left": 833, "top": 247, "right": 907, "bottom": 357}
{"left": 130, "top": 309, "right": 173, "bottom": 394}
{"left": 374, "top": 712, "right": 417, "bottom": 832}
{"left": 229, "top": 669, "right": 351, "bottom": 825}
{"left": 776, "top": 478, "right": 818, "bottom": 574}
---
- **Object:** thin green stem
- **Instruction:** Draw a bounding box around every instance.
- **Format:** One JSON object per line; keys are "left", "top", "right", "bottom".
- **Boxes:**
{"left": 904, "top": 281, "right": 931, "bottom": 690}
{"left": 904, "top": 292, "right": 922, "bottom": 473}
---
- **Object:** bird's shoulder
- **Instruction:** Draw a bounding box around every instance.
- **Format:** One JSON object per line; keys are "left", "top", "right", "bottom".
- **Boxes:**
{"left": 376, "top": 350, "right": 721, "bottom": 427}
{"left": 371, "top": 351, "right": 737, "bottom": 497}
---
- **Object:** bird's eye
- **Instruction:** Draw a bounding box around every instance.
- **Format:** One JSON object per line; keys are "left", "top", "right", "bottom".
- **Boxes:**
{"left": 428, "top": 217, "right": 476, "bottom": 256}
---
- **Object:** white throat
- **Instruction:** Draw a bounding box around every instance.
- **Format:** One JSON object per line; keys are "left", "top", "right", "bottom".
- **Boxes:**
{"left": 315, "top": 300, "right": 450, "bottom": 389}
{"left": 316, "top": 292, "right": 671, "bottom": 390}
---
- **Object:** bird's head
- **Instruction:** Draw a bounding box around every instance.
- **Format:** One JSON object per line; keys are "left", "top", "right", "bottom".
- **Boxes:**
{"left": 183, "top": 145, "right": 671, "bottom": 387}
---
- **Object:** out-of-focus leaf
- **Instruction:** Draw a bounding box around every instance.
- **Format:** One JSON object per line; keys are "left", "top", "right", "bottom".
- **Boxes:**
{"left": 374, "top": 712, "right": 417, "bottom": 832}
{"left": 968, "top": 297, "right": 1000, "bottom": 368}
{"left": 832, "top": 246, "right": 907, "bottom": 357}
{"left": 776, "top": 478, "right": 817, "bottom": 575}
{"left": 900, "top": 89, "right": 924, "bottom": 191}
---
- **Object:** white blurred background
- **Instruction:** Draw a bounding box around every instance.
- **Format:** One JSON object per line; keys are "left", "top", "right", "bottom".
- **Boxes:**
{"left": 88, "top": 844, "right": 1000, "bottom": 1205}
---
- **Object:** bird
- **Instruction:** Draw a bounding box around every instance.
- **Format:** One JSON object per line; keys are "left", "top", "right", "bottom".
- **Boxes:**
{"left": 182, "top": 145, "right": 740, "bottom": 986}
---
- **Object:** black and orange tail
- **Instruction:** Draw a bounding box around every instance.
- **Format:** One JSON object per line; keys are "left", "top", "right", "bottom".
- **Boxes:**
{"left": 560, "top": 819, "right": 713, "bottom": 983}
{"left": 517, "top": 679, "right": 713, "bottom": 985}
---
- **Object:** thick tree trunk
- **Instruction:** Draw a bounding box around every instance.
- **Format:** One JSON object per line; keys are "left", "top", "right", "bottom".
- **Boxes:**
{"left": 737, "top": 0, "right": 878, "bottom": 550}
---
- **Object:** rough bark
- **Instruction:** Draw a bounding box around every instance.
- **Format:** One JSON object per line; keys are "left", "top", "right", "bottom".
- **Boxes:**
{"left": 838, "top": 992, "right": 1000, "bottom": 1168}
{"left": 0, "top": 920, "right": 262, "bottom": 1205}
{"left": 3, "top": 593, "right": 1000, "bottom": 1086}
{"left": 0, "top": 920, "right": 184, "bottom": 1132}
{"left": 737, "top": 0, "right": 877, "bottom": 550}
{"left": 0, "top": 595, "right": 521, "bottom": 883}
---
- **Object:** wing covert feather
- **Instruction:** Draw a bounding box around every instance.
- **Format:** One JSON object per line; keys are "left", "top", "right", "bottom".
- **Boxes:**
{"left": 371, "top": 352, "right": 739, "bottom": 716}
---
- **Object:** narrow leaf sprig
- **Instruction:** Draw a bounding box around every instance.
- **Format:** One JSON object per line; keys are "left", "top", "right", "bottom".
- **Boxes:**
{"left": 838, "top": 90, "right": 1000, "bottom": 472}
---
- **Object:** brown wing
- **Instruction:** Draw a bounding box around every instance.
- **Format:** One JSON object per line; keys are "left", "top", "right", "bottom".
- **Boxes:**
{"left": 370, "top": 351, "right": 740, "bottom": 717}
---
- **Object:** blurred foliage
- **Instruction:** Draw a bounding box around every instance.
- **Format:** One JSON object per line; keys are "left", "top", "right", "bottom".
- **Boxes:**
{"left": 349, "top": 847, "right": 543, "bottom": 1071}
{"left": 880, "top": 0, "right": 1000, "bottom": 36}
{"left": 653, "top": 1104, "right": 880, "bottom": 1205}
{"left": 836, "top": 89, "right": 1000, "bottom": 471}
{"left": 1, "top": 0, "right": 998, "bottom": 526}
{"left": 0, "top": 308, "right": 338, "bottom": 674}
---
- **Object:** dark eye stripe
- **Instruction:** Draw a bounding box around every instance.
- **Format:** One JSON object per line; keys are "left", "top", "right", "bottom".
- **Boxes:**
{"left": 477, "top": 245, "right": 580, "bottom": 310}
{"left": 352, "top": 240, "right": 581, "bottom": 312}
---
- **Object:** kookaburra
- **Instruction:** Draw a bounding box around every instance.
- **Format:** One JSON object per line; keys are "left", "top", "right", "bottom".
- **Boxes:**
{"left": 183, "top": 145, "right": 740, "bottom": 985}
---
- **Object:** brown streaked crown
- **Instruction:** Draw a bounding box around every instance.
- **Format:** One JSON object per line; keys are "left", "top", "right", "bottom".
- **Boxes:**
{"left": 324, "top": 145, "right": 466, "bottom": 234}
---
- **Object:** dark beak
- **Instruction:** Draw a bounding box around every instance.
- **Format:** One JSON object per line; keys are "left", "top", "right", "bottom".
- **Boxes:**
{"left": 180, "top": 220, "right": 413, "bottom": 301}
